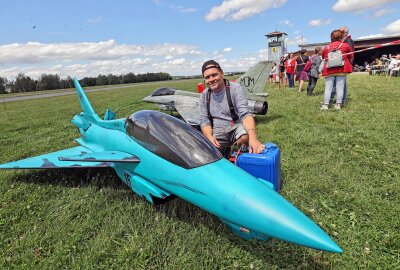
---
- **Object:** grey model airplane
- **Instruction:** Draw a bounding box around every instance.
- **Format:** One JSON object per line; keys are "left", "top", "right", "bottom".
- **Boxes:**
{"left": 142, "top": 61, "right": 272, "bottom": 126}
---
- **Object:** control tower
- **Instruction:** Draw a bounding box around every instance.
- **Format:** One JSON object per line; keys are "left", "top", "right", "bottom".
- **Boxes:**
{"left": 265, "top": 31, "right": 288, "bottom": 63}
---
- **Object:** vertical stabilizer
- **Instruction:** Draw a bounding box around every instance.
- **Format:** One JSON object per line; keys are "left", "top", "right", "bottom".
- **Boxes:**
{"left": 238, "top": 61, "right": 272, "bottom": 97}
{"left": 73, "top": 78, "right": 96, "bottom": 115}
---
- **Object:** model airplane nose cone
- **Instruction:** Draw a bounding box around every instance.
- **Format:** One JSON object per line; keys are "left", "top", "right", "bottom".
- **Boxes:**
{"left": 191, "top": 159, "right": 342, "bottom": 253}
{"left": 142, "top": 96, "right": 153, "bottom": 102}
{"left": 241, "top": 189, "right": 343, "bottom": 253}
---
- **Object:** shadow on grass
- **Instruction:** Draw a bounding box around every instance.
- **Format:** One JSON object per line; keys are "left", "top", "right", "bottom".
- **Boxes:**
{"left": 10, "top": 169, "right": 328, "bottom": 268}
{"left": 312, "top": 91, "right": 324, "bottom": 97}
{"left": 10, "top": 168, "right": 125, "bottom": 190}
{"left": 256, "top": 114, "right": 283, "bottom": 125}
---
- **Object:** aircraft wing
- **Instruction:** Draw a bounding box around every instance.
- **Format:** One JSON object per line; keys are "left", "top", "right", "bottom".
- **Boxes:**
{"left": 0, "top": 146, "right": 139, "bottom": 169}
{"left": 59, "top": 151, "right": 140, "bottom": 163}
{"left": 174, "top": 95, "right": 201, "bottom": 126}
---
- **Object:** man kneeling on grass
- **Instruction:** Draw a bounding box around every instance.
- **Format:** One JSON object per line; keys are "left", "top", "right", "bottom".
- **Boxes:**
{"left": 199, "top": 60, "right": 265, "bottom": 157}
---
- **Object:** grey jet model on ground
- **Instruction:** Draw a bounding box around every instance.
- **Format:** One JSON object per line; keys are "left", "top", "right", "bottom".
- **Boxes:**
{"left": 142, "top": 61, "right": 273, "bottom": 126}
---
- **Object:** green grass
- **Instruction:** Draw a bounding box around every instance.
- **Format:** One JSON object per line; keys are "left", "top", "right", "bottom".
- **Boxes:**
{"left": 0, "top": 75, "right": 399, "bottom": 269}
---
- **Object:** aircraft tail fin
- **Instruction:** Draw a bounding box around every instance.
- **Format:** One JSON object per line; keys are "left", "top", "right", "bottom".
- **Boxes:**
{"left": 238, "top": 61, "right": 272, "bottom": 97}
{"left": 73, "top": 78, "right": 96, "bottom": 115}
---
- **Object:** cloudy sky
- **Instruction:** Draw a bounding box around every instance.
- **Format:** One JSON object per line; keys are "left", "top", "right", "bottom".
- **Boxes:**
{"left": 1, "top": 0, "right": 399, "bottom": 80}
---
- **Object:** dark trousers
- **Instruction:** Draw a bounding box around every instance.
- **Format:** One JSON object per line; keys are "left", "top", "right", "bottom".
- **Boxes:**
{"left": 307, "top": 76, "right": 318, "bottom": 95}
{"left": 286, "top": 73, "right": 294, "bottom": 88}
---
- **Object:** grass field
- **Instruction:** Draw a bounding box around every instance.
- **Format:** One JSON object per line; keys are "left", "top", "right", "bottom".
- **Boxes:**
{"left": 0, "top": 74, "right": 399, "bottom": 269}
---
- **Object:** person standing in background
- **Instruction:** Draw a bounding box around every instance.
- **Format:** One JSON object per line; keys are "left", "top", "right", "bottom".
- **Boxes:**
{"left": 331, "top": 27, "right": 354, "bottom": 104}
{"left": 269, "top": 63, "right": 277, "bottom": 84}
{"left": 278, "top": 54, "right": 288, "bottom": 88}
{"left": 306, "top": 47, "right": 323, "bottom": 96}
{"left": 321, "top": 30, "right": 353, "bottom": 111}
{"left": 295, "top": 49, "right": 309, "bottom": 92}
{"left": 285, "top": 53, "right": 296, "bottom": 88}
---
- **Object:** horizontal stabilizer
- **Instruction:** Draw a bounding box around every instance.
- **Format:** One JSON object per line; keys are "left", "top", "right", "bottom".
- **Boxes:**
{"left": 0, "top": 146, "right": 111, "bottom": 169}
{"left": 59, "top": 151, "right": 140, "bottom": 163}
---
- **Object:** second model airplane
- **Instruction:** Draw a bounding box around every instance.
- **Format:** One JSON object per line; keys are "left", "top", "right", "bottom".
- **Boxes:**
{"left": 142, "top": 61, "right": 272, "bottom": 126}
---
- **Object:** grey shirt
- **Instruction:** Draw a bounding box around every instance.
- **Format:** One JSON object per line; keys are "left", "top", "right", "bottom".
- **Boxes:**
{"left": 309, "top": 55, "right": 323, "bottom": 78}
{"left": 199, "top": 82, "right": 251, "bottom": 128}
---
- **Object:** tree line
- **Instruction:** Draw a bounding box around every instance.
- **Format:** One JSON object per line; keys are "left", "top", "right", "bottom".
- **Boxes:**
{"left": 0, "top": 72, "right": 172, "bottom": 94}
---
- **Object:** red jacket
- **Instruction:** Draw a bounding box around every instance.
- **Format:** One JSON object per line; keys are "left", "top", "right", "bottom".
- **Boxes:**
{"left": 285, "top": 58, "right": 296, "bottom": 74}
{"left": 321, "top": 41, "right": 353, "bottom": 76}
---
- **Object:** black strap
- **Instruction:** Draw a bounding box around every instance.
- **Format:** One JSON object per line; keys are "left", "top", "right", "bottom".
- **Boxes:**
{"left": 224, "top": 79, "right": 239, "bottom": 122}
{"left": 206, "top": 79, "right": 239, "bottom": 128}
{"left": 206, "top": 88, "right": 213, "bottom": 127}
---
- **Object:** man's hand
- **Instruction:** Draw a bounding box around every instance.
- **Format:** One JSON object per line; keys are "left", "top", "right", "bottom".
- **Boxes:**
{"left": 207, "top": 135, "right": 221, "bottom": 149}
{"left": 201, "top": 125, "right": 221, "bottom": 149}
{"left": 242, "top": 116, "right": 265, "bottom": 154}
{"left": 248, "top": 138, "right": 265, "bottom": 154}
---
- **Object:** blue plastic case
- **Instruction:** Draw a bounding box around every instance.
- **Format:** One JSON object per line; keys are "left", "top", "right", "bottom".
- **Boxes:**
{"left": 236, "top": 143, "right": 281, "bottom": 191}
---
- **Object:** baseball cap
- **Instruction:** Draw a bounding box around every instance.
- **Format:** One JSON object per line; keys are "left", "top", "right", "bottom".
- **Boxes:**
{"left": 202, "top": 60, "right": 222, "bottom": 74}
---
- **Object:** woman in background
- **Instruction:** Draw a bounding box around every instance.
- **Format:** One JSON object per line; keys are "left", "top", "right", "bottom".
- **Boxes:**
{"left": 269, "top": 63, "right": 277, "bottom": 84}
{"left": 320, "top": 30, "right": 352, "bottom": 110}
{"left": 295, "top": 49, "right": 309, "bottom": 92}
{"left": 285, "top": 53, "right": 296, "bottom": 88}
{"left": 278, "top": 55, "right": 288, "bottom": 88}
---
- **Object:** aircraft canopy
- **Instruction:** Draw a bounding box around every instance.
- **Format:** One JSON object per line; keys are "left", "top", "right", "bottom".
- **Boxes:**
{"left": 151, "top": 87, "right": 175, "bottom": 96}
{"left": 126, "top": 110, "right": 222, "bottom": 169}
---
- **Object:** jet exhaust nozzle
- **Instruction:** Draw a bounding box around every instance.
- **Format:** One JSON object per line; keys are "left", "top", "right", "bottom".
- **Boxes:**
{"left": 251, "top": 100, "right": 268, "bottom": 115}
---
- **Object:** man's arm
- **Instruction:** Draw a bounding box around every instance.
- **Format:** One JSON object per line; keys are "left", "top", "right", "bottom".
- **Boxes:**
{"left": 242, "top": 115, "right": 264, "bottom": 154}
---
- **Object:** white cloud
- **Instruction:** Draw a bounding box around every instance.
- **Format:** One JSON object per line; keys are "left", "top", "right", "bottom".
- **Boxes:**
{"left": 257, "top": 48, "right": 269, "bottom": 59}
{"left": 357, "top": 34, "right": 386, "bottom": 39}
{"left": 171, "top": 6, "right": 197, "bottom": 13}
{"left": 168, "top": 58, "right": 186, "bottom": 65}
{"left": 0, "top": 41, "right": 273, "bottom": 80}
{"left": 0, "top": 50, "right": 271, "bottom": 80}
{"left": 382, "top": 19, "right": 400, "bottom": 34}
{"left": 86, "top": 16, "right": 104, "bottom": 24}
{"left": 205, "top": 0, "right": 288, "bottom": 21}
{"left": 288, "top": 37, "right": 306, "bottom": 46}
{"left": 0, "top": 40, "right": 206, "bottom": 80}
{"left": 370, "top": 8, "right": 393, "bottom": 18}
{"left": 279, "top": 19, "right": 293, "bottom": 27}
{"left": 0, "top": 40, "right": 201, "bottom": 64}
{"left": 308, "top": 18, "right": 332, "bottom": 27}
{"left": 219, "top": 57, "right": 258, "bottom": 70}
{"left": 332, "top": 0, "right": 399, "bottom": 12}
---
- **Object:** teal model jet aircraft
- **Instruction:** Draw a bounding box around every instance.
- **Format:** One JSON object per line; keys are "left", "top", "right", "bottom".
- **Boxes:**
{"left": 0, "top": 79, "right": 342, "bottom": 253}
{"left": 142, "top": 61, "right": 272, "bottom": 126}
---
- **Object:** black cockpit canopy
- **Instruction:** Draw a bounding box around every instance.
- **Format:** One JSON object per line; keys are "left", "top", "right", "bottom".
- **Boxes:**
{"left": 126, "top": 110, "right": 222, "bottom": 169}
{"left": 151, "top": 87, "right": 176, "bottom": 97}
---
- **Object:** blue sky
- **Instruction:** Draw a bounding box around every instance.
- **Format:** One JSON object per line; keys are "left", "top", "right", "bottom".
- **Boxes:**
{"left": 0, "top": 0, "right": 399, "bottom": 80}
